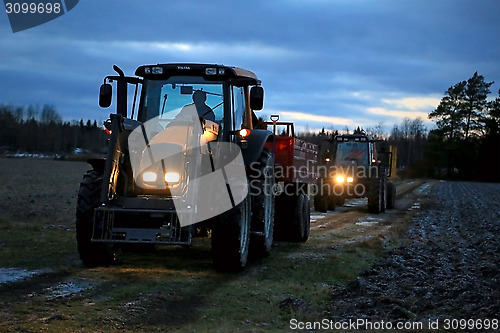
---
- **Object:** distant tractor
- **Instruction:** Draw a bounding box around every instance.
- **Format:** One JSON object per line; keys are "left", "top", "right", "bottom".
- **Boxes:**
{"left": 315, "top": 132, "right": 397, "bottom": 213}
{"left": 75, "top": 63, "right": 313, "bottom": 271}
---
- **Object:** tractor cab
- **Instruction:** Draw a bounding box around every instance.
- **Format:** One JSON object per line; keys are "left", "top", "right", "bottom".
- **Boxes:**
{"left": 76, "top": 63, "right": 279, "bottom": 271}
{"left": 334, "top": 134, "right": 374, "bottom": 167}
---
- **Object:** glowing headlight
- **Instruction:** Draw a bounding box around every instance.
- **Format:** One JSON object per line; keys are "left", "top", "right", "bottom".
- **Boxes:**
{"left": 335, "top": 176, "right": 345, "bottom": 183}
{"left": 346, "top": 177, "right": 354, "bottom": 183}
{"left": 143, "top": 171, "right": 157, "bottom": 182}
{"left": 165, "top": 172, "right": 180, "bottom": 183}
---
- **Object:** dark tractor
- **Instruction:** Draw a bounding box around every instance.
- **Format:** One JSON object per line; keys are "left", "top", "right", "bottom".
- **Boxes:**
{"left": 76, "top": 63, "right": 276, "bottom": 271}
{"left": 315, "top": 132, "right": 397, "bottom": 213}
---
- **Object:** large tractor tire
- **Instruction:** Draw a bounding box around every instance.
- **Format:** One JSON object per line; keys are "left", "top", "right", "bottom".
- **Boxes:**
{"left": 211, "top": 195, "right": 251, "bottom": 271}
{"left": 301, "top": 195, "right": 311, "bottom": 242}
{"left": 249, "top": 149, "right": 275, "bottom": 258}
{"left": 386, "top": 181, "right": 396, "bottom": 209}
{"left": 367, "top": 177, "right": 383, "bottom": 214}
{"left": 76, "top": 170, "right": 115, "bottom": 266}
{"left": 289, "top": 193, "right": 311, "bottom": 242}
{"left": 314, "top": 192, "right": 329, "bottom": 213}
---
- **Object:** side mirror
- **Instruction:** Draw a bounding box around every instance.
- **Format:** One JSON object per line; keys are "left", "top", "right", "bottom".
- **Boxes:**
{"left": 99, "top": 83, "right": 112, "bottom": 108}
{"left": 250, "top": 86, "right": 264, "bottom": 111}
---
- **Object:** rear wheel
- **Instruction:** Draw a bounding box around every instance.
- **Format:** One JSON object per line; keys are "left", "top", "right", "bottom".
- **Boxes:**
{"left": 211, "top": 195, "right": 251, "bottom": 271}
{"left": 249, "top": 149, "right": 275, "bottom": 258}
{"left": 76, "top": 170, "right": 115, "bottom": 266}
{"left": 289, "top": 193, "right": 310, "bottom": 242}
{"left": 301, "top": 195, "right": 311, "bottom": 242}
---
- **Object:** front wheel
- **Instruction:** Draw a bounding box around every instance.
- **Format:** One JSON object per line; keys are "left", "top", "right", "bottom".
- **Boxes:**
{"left": 76, "top": 170, "right": 115, "bottom": 266}
{"left": 211, "top": 195, "right": 251, "bottom": 271}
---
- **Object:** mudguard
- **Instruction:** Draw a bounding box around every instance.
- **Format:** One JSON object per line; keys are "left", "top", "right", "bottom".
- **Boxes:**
{"left": 87, "top": 158, "right": 106, "bottom": 174}
{"left": 240, "top": 129, "right": 274, "bottom": 167}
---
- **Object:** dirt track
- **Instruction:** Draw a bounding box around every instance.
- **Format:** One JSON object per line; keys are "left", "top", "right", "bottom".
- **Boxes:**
{"left": 1, "top": 159, "right": 499, "bottom": 332}
{"left": 330, "top": 181, "right": 500, "bottom": 331}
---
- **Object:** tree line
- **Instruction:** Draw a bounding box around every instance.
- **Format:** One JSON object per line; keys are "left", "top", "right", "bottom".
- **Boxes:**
{"left": 1, "top": 72, "right": 499, "bottom": 181}
{"left": 0, "top": 104, "right": 107, "bottom": 156}
{"left": 427, "top": 72, "right": 499, "bottom": 181}
{"left": 299, "top": 72, "right": 500, "bottom": 182}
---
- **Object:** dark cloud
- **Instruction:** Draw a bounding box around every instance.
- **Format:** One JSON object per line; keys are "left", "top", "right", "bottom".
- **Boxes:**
{"left": 0, "top": 0, "right": 499, "bottom": 130}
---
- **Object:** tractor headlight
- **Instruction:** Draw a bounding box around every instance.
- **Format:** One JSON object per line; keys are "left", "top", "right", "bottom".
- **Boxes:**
{"left": 165, "top": 172, "right": 180, "bottom": 184}
{"left": 335, "top": 176, "right": 345, "bottom": 183}
{"left": 142, "top": 171, "right": 158, "bottom": 183}
{"left": 346, "top": 177, "right": 354, "bottom": 183}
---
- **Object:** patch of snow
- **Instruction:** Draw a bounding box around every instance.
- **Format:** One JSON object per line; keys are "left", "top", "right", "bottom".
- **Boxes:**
{"left": 310, "top": 214, "right": 327, "bottom": 222}
{"left": 344, "top": 198, "right": 367, "bottom": 207}
{"left": 42, "top": 279, "right": 94, "bottom": 300}
{"left": 355, "top": 216, "right": 383, "bottom": 226}
{"left": 0, "top": 268, "right": 39, "bottom": 284}
{"left": 409, "top": 202, "right": 421, "bottom": 211}
{"left": 417, "top": 184, "right": 431, "bottom": 194}
{"left": 356, "top": 221, "right": 379, "bottom": 226}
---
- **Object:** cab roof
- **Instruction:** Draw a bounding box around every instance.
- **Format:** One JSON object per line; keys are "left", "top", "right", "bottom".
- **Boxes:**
{"left": 135, "top": 63, "right": 260, "bottom": 86}
{"left": 336, "top": 133, "right": 375, "bottom": 142}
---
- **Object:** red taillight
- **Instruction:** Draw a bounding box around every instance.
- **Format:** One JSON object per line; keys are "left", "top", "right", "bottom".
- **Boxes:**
{"left": 239, "top": 128, "right": 251, "bottom": 137}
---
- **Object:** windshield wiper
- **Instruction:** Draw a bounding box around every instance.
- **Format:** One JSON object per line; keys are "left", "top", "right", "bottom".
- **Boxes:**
{"left": 161, "top": 93, "right": 168, "bottom": 116}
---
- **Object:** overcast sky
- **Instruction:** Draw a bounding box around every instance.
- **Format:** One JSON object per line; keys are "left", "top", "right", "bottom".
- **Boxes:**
{"left": 1, "top": 0, "right": 499, "bottom": 133}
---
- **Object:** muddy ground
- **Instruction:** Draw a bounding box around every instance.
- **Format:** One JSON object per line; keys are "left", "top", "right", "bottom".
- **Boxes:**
{"left": 0, "top": 159, "right": 499, "bottom": 332}
{"left": 330, "top": 181, "right": 500, "bottom": 332}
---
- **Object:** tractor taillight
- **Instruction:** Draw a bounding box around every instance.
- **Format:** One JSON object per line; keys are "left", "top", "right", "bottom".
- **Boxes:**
{"left": 239, "top": 129, "right": 251, "bottom": 137}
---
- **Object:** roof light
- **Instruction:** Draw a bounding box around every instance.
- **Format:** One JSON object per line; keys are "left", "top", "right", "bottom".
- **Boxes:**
{"left": 205, "top": 68, "right": 217, "bottom": 75}
{"left": 347, "top": 177, "right": 354, "bottom": 183}
{"left": 152, "top": 67, "right": 163, "bottom": 74}
{"left": 218, "top": 68, "right": 225, "bottom": 75}
{"left": 335, "top": 176, "right": 345, "bottom": 183}
{"left": 144, "top": 67, "right": 151, "bottom": 74}
{"left": 360, "top": 137, "right": 367, "bottom": 141}
{"left": 325, "top": 157, "right": 331, "bottom": 162}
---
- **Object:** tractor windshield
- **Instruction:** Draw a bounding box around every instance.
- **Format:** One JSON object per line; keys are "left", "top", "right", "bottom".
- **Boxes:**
{"left": 335, "top": 142, "right": 369, "bottom": 166}
{"left": 138, "top": 78, "right": 225, "bottom": 126}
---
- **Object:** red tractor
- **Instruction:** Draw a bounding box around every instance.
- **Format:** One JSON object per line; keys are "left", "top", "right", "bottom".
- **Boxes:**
{"left": 76, "top": 63, "right": 317, "bottom": 271}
